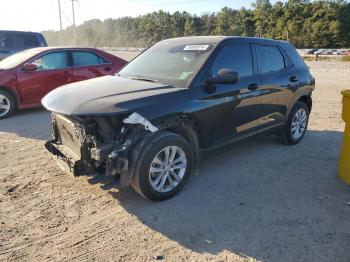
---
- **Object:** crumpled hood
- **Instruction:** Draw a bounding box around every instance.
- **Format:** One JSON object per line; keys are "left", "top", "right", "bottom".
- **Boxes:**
{"left": 42, "top": 75, "right": 184, "bottom": 116}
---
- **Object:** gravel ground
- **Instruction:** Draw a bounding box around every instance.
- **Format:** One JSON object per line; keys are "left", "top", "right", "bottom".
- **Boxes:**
{"left": 0, "top": 57, "right": 350, "bottom": 262}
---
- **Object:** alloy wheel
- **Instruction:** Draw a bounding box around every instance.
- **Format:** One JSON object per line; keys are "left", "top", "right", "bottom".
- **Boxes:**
{"left": 0, "top": 94, "right": 11, "bottom": 118}
{"left": 291, "top": 108, "right": 307, "bottom": 140}
{"left": 149, "top": 145, "right": 187, "bottom": 193}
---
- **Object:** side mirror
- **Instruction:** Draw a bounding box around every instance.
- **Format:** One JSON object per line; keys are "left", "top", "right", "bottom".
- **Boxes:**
{"left": 23, "top": 63, "right": 38, "bottom": 72}
{"left": 206, "top": 68, "right": 240, "bottom": 84}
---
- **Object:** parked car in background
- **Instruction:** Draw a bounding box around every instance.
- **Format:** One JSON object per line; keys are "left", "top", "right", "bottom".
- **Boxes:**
{"left": 0, "top": 30, "right": 47, "bottom": 61}
{"left": 338, "top": 50, "right": 348, "bottom": 56}
{"left": 43, "top": 36, "right": 315, "bottom": 201}
{"left": 324, "top": 49, "right": 336, "bottom": 55}
{"left": 306, "top": 48, "right": 319, "bottom": 55}
{"left": 0, "top": 47, "right": 127, "bottom": 119}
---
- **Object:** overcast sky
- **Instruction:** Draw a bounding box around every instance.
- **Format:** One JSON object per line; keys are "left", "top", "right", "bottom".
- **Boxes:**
{"left": 1, "top": 0, "right": 282, "bottom": 32}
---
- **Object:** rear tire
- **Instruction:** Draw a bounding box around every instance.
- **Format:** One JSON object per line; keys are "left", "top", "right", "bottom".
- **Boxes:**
{"left": 131, "top": 131, "right": 194, "bottom": 201}
{"left": 0, "top": 89, "right": 16, "bottom": 119}
{"left": 281, "top": 101, "right": 309, "bottom": 145}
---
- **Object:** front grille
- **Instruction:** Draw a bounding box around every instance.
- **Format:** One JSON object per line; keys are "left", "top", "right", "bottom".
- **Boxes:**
{"left": 55, "top": 114, "right": 82, "bottom": 159}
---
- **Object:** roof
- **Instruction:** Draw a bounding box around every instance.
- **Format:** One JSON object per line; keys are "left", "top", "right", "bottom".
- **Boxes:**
{"left": 160, "top": 36, "right": 227, "bottom": 45}
{"left": 25, "top": 46, "right": 100, "bottom": 52}
{"left": 160, "top": 36, "right": 290, "bottom": 46}
{"left": 0, "top": 30, "right": 42, "bottom": 35}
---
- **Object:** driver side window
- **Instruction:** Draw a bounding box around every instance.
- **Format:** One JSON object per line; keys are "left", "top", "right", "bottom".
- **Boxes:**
{"left": 32, "top": 51, "right": 68, "bottom": 71}
{"left": 210, "top": 44, "right": 253, "bottom": 78}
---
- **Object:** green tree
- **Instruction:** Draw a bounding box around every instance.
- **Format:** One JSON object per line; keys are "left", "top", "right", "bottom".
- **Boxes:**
{"left": 42, "top": 0, "right": 350, "bottom": 49}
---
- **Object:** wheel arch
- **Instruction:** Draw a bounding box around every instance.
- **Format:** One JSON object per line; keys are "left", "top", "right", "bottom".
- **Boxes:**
{"left": 287, "top": 89, "right": 313, "bottom": 117}
{"left": 155, "top": 113, "right": 200, "bottom": 154}
{"left": 0, "top": 86, "right": 19, "bottom": 108}
{"left": 297, "top": 95, "right": 312, "bottom": 113}
{"left": 122, "top": 113, "right": 200, "bottom": 187}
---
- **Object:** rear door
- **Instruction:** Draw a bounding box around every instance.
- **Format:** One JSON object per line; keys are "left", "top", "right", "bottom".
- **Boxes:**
{"left": 255, "top": 44, "right": 299, "bottom": 130}
{"left": 17, "top": 50, "right": 72, "bottom": 105}
{"left": 71, "top": 50, "right": 114, "bottom": 82}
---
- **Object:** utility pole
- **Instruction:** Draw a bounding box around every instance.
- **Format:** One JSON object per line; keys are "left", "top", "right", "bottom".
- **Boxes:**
{"left": 58, "top": 0, "right": 63, "bottom": 31}
{"left": 57, "top": 0, "right": 78, "bottom": 29}
{"left": 57, "top": 0, "right": 79, "bottom": 45}
{"left": 71, "top": 0, "right": 78, "bottom": 45}
{"left": 71, "top": 0, "right": 77, "bottom": 27}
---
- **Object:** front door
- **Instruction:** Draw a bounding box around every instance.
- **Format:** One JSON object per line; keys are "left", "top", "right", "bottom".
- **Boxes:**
{"left": 195, "top": 43, "right": 262, "bottom": 146}
{"left": 17, "top": 51, "right": 71, "bottom": 105}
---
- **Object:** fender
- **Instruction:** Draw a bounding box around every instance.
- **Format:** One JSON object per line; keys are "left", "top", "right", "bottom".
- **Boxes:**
{"left": 286, "top": 87, "right": 313, "bottom": 117}
{"left": 120, "top": 112, "right": 200, "bottom": 187}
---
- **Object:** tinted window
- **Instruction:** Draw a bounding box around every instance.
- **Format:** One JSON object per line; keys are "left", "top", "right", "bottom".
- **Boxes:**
{"left": 210, "top": 44, "right": 253, "bottom": 78}
{"left": 0, "top": 32, "right": 40, "bottom": 51}
{"left": 32, "top": 52, "right": 68, "bottom": 70}
{"left": 283, "top": 44, "right": 307, "bottom": 69}
{"left": 98, "top": 56, "right": 110, "bottom": 64}
{"left": 73, "top": 51, "right": 109, "bottom": 66}
{"left": 256, "top": 45, "right": 285, "bottom": 74}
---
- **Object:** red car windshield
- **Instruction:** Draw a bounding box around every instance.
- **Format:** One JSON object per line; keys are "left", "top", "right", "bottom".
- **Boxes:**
{"left": 0, "top": 48, "right": 42, "bottom": 69}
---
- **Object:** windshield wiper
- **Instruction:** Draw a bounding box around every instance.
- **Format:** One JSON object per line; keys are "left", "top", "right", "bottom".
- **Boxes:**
{"left": 130, "top": 75, "right": 158, "bottom": 83}
{"left": 0, "top": 50, "right": 9, "bottom": 53}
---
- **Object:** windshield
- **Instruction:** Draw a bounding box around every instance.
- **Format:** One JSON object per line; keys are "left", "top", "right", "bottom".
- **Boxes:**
{"left": 0, "top": 32, "right": 41, "bottom": 52}
{"left": 0, "top": 48, "right": 42, "bottom": 69}
{"left": 118, "top": 42, "right": 215, "bottom": 88}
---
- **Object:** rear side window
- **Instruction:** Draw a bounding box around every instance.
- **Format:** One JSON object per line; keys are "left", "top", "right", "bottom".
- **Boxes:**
{"left": 32, "top": 51, "right": 68, "bottom": 70}
{"left": 0, "top": 32, "right": 40, "bottom": 51}
{"left": 210, "top": 44, "right": 253, "bottom": 78}
{"left": 283, "top": 44, "right": 307, "bottom": 69}
{"left": 256, "top": 45, "right": 285, "bottom": 74}
{"left": 72, "top": 51, "right": 110, "bottom": 66}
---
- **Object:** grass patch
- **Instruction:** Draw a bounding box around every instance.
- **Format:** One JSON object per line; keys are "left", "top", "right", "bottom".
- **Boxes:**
{"left": 341, "top": 56, "right": 350, "bottom": 62}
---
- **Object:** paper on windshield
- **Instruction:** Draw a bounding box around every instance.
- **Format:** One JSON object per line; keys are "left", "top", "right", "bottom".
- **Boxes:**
{"left": 183, "top": 45, "right": 210, "bottom": 51}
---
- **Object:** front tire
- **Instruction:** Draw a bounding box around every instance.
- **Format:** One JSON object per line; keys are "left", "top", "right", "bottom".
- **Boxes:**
{"left": 131, "top": 131, "right": 194, "bottom": 201}
{"left": 0, "top": 89, "right": 16, "bottom": 119}
{"left": 281, "top": 101, "right": 309, "bottom": 145}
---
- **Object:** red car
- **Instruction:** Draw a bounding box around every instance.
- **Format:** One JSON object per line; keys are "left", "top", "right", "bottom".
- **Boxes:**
{"left": 0, "top": 47, "right": 127, "bottom": 119}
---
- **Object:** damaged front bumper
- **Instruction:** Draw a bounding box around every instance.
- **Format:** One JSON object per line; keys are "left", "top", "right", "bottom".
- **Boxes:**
{"left": 44, "top": 140, "right": 129, "bottom": 179}
{"left": 45, "top": 112, "right": 159, "bottom": 187}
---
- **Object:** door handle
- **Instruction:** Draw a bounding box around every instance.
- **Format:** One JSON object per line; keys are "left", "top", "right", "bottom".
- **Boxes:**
{"left": 289, "top": 75, "right": 299, "bottom": 82}
{"left": 104, "top": 67, "right": 112, "bottom": 72}
{"left": 248, "top": 83, "right": 259, "bottom": 91}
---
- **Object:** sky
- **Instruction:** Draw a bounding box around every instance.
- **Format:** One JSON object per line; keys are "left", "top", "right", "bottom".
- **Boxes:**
{"left": 0, "top": 0, "right": 282, "bottom": 32}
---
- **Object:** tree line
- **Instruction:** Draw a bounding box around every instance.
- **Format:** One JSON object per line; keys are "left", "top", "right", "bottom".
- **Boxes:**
{"left": 42, "top": 0, "right": 350, "bottom": 49}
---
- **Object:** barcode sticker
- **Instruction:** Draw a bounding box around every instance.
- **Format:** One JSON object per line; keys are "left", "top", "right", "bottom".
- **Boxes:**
{"left": 183, "top": 45, "right": 210, "bottom": 51}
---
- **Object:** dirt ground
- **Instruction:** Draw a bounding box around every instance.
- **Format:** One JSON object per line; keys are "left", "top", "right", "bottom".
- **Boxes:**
{"left": 1, "top": 56, "right": 350, "bottom": 262}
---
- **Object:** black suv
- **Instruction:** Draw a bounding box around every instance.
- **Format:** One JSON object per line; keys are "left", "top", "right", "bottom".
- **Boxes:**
{"left": 0, "top": 30, "right": 47, "bottom": 60}
{"left": 43, "top": 36, "right": 315, "bottom": 201}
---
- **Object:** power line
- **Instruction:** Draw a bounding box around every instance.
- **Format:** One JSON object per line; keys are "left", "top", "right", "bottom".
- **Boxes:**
{"left": 57, "top": 0, "right": 78, "bottom": 44}
{"left": 57, "top": 0, "right": 78, "bottom": 30}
